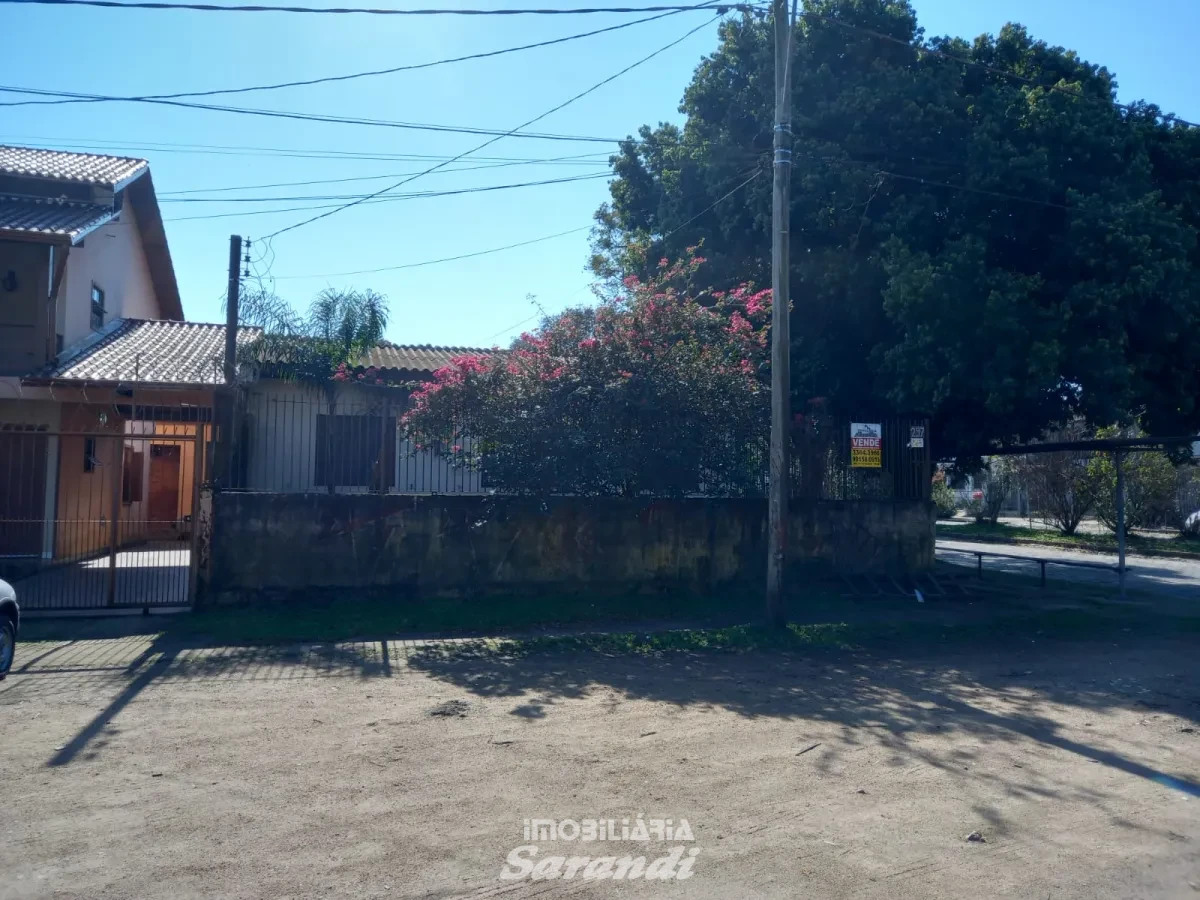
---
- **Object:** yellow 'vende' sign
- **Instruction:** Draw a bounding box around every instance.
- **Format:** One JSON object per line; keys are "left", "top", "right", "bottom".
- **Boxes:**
{"left": 851, "top": 422, "right": 882, "bottom": 468}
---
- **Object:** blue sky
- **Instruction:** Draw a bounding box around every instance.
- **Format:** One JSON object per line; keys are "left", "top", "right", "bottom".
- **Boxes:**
{"left": 2, "top": 0, "right": 1198, "bottom": 348}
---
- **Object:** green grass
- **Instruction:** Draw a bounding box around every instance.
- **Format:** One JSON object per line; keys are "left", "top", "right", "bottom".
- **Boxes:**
{"left": 22, "top": 566, "right": 1199, "bottom": 666}
{"left": 937, "top": 520, "right": 1200, "bottom": 559}
{"left": 20, "top": 587, "right": 779, "bottom": 645}
{"left": 412, "top": 607, "right": 1200, "bottom": 662}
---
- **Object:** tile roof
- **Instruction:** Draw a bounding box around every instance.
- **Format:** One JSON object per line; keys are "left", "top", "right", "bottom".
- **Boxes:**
{"left": 0, "top": 145, "right": 148, "bottom": 189}
{"left": 37, "top": 319, "right": 261, "bottom": 385}
{"left": 0, "top": 195, "right": 115, "bottom": 238}
{"left": 360, "top": 342, "right": 490, "bottom": 373}
{"left": 29, "top": 320, "right": 487, "bottom": 384}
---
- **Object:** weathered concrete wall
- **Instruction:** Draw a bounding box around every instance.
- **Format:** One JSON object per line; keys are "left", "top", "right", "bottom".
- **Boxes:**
{"left": 205, "top": 494, "right": 934, "bottom": 602}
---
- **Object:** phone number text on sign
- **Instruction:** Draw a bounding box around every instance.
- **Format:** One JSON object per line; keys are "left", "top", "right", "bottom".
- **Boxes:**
{"left": 850, "top": 423, "right": 882, "bottom": 468}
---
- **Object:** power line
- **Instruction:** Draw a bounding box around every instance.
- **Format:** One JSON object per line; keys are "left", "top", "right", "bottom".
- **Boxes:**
{"left": 273, "top": 163, "right": 764, "bottom": 279}
{"left": 0, "top": 0, "right": 757, "bottom": 13}
{"left": 275, "top": 226, "right": 593, "bottom": 279}
{"left": 1, "top": 135, "right": 616, "bottom": 163}
{"left": 0, "top": 87, "right": 627, "bottom": 142}
{"left": 159, "top": 154, "right": 610, "bottom": 195}
{"left": 658, "top": 166, "right": 763, "bottom": 239}
{"left": 164, "top": 172, "right": 613, "bottom": 221}
{"left": 0, "top": 6, "right": 704, "bottom": 106}
{"left": 162, "top": 171, "right": 610, "bottom": 204}
{"left": 263, "top": 8, "right": 726, "bottom": 240}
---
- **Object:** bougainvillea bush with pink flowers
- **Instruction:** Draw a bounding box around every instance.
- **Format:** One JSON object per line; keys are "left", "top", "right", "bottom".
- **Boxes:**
{"left": 402, "top": 254, "right": 772, "bottom": 497}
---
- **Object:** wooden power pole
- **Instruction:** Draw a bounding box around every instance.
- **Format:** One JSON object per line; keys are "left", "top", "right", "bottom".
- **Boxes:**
{"left": 224, "top": 234, "right": 242, "bottom": 387}
{"left": 215, "top": 234, "right": 242, "bottom": 488}
{"left": 766, "top": 0, "right": 794, "bottom": 626}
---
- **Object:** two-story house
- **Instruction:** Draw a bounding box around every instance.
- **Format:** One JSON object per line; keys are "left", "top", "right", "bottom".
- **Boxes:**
{"left": 0, "top": 145, "right": 488, "bottom": 610}
{"left": 0, "top": 144, "right": 211, "bottom": 575}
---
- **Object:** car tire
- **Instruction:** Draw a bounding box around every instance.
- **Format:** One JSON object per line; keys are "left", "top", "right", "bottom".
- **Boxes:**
{"left": 0, "top": 617, "right": 15, "bottom": 680}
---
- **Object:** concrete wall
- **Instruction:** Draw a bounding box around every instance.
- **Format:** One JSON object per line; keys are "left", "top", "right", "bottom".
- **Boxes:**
{"left": 205, "top": 494, "right": 934, "bottom": 601}
{"left": 58, "top": 204, "right": 158, "bottom": 348}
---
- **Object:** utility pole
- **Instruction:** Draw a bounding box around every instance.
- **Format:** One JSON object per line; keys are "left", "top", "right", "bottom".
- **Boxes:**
{"left": 224, "top": 234, "right": 242, "bottom": 386}
{"left": 215, "top": 234, "right": 242, "bottom": 488}
{"left": 766, "top": 0, "right": 794, "bottom": 626}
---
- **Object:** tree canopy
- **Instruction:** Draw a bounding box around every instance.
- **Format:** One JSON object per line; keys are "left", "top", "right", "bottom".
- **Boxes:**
{"left": 593, "top": 0, "right": 1200, "bottom": 461}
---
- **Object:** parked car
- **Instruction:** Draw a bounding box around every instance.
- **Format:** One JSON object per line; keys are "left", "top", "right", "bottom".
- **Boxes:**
{"left": 0, "top": 578, "right": 18, "bottom": 679}
{"left": 1185, "top": 511, "right": 1200, "bottom": 537}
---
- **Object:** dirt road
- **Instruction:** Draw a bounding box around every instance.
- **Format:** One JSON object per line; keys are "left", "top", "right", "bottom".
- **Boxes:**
{"left": 2, "top": 631, "right": 1199, "bottom": 899}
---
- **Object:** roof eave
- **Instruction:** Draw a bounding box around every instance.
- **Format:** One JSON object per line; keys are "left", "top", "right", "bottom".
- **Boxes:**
{"left": 0, "top": 227, "right": 73, "bottom": 245}
{"left": 70, "top": 209, "right": 120, "bottom": 245}
{"left": 124, "top": 172, "right": 183, "bottom": 321}
{"left": 20, "top": 376, "right": 220, "bottom": 391}
{"left": 110, "top": 165, "right": 149, "bottom": 194}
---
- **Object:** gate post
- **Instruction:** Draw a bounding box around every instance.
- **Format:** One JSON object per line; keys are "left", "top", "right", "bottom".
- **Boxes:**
{"left": 188, "top": 430, "right": 205, "bottom": 606}
{"left": 107, "top": 435, "right": 123, "bottom": 607}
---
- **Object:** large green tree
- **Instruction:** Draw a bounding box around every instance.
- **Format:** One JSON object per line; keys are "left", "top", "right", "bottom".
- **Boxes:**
{"left": 593, "top": 0, "right": 1200, "bottom": 460}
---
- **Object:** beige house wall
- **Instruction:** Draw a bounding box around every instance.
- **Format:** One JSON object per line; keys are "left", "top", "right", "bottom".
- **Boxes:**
{"left": 57, "top": 203, "right": 159, "bottom": 349}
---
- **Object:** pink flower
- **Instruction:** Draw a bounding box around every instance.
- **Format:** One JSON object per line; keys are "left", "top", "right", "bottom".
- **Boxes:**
{"left": 744, "top": 290, "right": 770, "bottom": 316}
{"left": 727, "top": 312, "right": 752, "bottom": 334}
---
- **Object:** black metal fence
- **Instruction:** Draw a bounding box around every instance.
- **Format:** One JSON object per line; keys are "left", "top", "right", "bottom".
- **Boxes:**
{"left": 0, "top": 428, "right": 201, "bottom": 611}
{"left": 222, "top": 385, "right": 930, "bottom": 502}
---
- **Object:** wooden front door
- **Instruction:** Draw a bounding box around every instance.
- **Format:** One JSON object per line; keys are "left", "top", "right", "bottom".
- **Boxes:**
{"left": 147, "top": 444, "right": 181, "bottom": 526}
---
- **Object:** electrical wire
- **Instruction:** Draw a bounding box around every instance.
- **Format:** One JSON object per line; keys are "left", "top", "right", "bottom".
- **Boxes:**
{"left": 162, "top": 171, "right": 610, "bottom": 203}
{"left": 657, "top": 166, "right": 762, "bottom": 240}
{"left": 0, "top": 5, "right": 708, "bottom": 106}
{"left": 275, "top": 225, "right": 593, "bottom": 279}
{"left": 0, "top": 87, "right": 627, "bottom": 142}
{"left": 159, "top": 154, "right": 610, "bottom": 195}
{"left": 272, "top": 162, "right": 765, "bottom": 280}
{"left": 262, "top": 8, "right": 726, "bottom": 240}
{"left": 0, "top": 0, "right": 758, "bottom": 12}
{"left": 164, "top": 172, "right": 613, "bottom": 221}
{"left": 0, "top": 135, "right": 616, "bottom": 163}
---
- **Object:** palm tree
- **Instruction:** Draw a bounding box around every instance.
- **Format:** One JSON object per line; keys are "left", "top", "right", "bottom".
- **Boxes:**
{"left": 238, "top": 286, "right": 388, "bottom": 381}
{"left": 236, "top": 287, "right": 390, "bottom": 492}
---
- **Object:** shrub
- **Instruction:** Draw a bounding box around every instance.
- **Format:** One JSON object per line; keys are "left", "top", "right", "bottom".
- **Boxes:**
{"left": 1016, "top": 421, "right": 1102, "bottom": 535}
{"left": 931, "top": 476, "right": 958, "bottom": 519}
{"left": 973, "top": 457, "right": 1018, "bottom": 525}
{"left": 1088, "top": 428, "right": 1177, "bottom": 536}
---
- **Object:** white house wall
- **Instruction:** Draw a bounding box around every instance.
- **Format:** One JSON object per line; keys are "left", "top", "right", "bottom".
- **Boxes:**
{"left": 58, "top": 203, "right": 159, "bottom": 348}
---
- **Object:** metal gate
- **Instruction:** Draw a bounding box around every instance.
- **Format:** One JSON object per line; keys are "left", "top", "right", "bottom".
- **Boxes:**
{"left": 0, "top": 430, "right": 203, "bottom": 611}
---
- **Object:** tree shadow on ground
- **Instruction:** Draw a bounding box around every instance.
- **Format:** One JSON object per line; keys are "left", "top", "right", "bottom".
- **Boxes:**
{"left": 3, "top": 633, "right": 395, "bottom": 766}
{"left": 404, "top": 633, "right": 1200, "bottom": 806}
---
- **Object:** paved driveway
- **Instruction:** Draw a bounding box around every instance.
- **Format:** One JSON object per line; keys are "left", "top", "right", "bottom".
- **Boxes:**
{"left": 937, "top": 538, "right": 1200, "bottom": 601}
{"left": 12, "top": 543, "right": 191, "bottom": 611}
